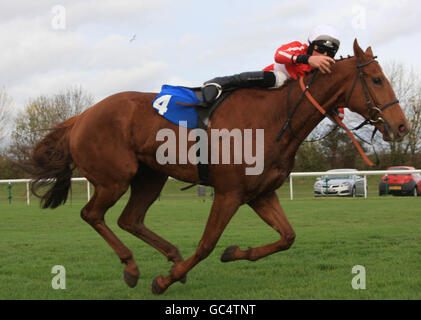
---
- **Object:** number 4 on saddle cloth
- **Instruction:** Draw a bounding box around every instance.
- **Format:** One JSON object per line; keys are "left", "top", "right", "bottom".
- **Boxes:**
{"left": 152, "top": 85, "right": 199, "bottom": 129}
{"left": 152, "top": 84, "right": 231, "bottom": 129}
{"left": 152, "top": 84, "right": 232, "bottom": 188}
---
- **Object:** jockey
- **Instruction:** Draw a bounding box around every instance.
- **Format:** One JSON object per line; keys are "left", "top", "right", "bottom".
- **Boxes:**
{"left": 201, "top": 24, "right": 344, "bottom": 119}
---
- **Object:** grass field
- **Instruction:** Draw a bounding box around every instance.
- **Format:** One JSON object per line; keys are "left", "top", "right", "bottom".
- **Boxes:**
{"left": 1, "top": 177, "right": 420, "bottom": 300}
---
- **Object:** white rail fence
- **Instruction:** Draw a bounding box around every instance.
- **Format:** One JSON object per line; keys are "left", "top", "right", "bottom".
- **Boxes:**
{"left": 0, "top": 177, "right": 89, "bottom": 205}
{"left": 1, "top": 170, "right": 420, "bottom": 204}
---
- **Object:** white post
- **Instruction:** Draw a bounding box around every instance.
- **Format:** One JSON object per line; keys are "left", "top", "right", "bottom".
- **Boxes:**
{"left": 87, "top": 180, "right": 90, "bottom": 200}
{"left": 364, "top": 175, "right": 367, "bottom": 198}
{"left": 26, "top": 182, "right": 30, "bottom": 205}
{"left": 290, "top": 175, "right": 294, "bottom": 200}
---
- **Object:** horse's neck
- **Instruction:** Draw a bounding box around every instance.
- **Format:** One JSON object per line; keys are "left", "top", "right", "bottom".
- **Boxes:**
{"left": 279, "top": 64, "right": 351, "bottom": 152}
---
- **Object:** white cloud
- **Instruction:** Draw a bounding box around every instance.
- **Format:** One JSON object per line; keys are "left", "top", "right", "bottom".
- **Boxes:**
{"left": 8, "top": 62, "right": 168, "bottom": 110}
{"left": 1, "top": 0, "right": 420, "bottom": 117}
{"left": 368, "top": 4, "right": 420, "bottom": 46}
{"left": 0, "top": 18, "right": 87, "bottom": 85}
{"left": 0, "top": 1, "right": 172, "bottom": 111}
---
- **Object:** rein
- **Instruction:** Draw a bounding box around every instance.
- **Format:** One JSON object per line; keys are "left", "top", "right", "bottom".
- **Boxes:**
{"left": 275, "top": 71, "right": 318, "bottom": 141}
{"left": 298, "top": 75, "right": 375, "bottom": 167}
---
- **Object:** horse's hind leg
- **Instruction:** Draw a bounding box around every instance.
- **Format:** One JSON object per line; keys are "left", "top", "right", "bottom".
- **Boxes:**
{"left": 221, "top": 191, "right": 296, "bottom": 262}
{"left": 81, "top": 183, "right": 140, "bottom": 287}
{"left": 117, "top": 166, "right": 186, "bottom": 282}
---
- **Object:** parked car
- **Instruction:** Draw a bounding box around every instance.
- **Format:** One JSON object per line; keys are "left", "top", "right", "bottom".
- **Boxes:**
{"left": 378, "top": 166, "right": 421, "bottom": 196}
{"left": 314, "top": 169, "right": 366, "bottom": 197}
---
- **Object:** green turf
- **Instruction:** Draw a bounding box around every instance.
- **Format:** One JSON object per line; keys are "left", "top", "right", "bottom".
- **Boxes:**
{"left": 1, "top": 185, "right": 420, "bottom": 300}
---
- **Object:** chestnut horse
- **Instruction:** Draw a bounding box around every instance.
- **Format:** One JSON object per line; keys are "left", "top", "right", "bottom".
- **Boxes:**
{"left": 28, "top": 40, "right": 409, "bottom": 294}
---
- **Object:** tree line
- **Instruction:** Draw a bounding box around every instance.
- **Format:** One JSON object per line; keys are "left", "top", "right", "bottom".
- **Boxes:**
{"left": 0, "top": 62, "right": 420, "bottom": 179}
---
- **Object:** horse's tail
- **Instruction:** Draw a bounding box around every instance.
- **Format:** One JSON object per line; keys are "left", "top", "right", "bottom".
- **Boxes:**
{"left": 29, "top": 116, "right": 78, "bottom": 209}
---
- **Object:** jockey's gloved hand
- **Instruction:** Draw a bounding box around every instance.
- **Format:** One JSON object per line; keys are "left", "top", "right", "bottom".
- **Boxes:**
{"left": 308, "top": 55, "right": 336, "bottom": 74}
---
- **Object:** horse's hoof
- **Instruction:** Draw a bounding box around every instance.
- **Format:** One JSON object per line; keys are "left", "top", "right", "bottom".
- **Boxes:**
{"left": 221, "top": 245, "right": 239, "bottom": 262}
{"left": 151, "top": 276, "right": 166, "bottom": 295}
{"left": 123, "top": 269, "right": 139, "bottom": 288}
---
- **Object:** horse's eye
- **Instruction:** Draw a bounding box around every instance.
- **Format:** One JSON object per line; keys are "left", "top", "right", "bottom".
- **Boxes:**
{"left": 373, "top": 77, "right": 382, "bottom": 85}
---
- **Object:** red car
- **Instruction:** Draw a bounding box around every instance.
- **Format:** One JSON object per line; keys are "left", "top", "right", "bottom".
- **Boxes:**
{"left": 378, "top": 166, "right": 421, "bottom": 196}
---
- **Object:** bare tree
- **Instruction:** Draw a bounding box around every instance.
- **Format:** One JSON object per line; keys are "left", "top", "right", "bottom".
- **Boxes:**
{"left": 9, "top": 86, "right": 94, "bottom": 161}
{"left": 404, "top": 81, "right": 421, "bottom": 159}
{"left": 381, "top": 62, "right": 421, "bottom": 165}
{"left": 0, "top": 86, "right": 12, "bottom": 146}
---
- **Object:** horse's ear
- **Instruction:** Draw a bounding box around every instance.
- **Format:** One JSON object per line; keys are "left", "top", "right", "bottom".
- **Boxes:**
{"left": 365, "top": 46, "right": 374, "bottom": 57}
{"left": 353, "top": 39, "right": 365, "bottom": 58}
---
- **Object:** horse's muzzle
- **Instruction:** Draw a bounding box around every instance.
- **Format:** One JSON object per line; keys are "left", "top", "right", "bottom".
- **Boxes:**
{"left": 396, "top": 123, "right": 410, "bottom": 140}
{"left": 381, "top": 120, "right": 409, "bottom": 142}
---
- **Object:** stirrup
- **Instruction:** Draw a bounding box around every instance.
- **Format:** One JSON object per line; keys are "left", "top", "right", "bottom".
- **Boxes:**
{"left": 202, "top": 82, "right": 223, "bottom": 101}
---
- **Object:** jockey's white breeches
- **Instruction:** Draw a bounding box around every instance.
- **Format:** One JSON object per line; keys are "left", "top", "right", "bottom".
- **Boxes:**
{"left": 270, "top": 63, "right": 290, "bottom": 88}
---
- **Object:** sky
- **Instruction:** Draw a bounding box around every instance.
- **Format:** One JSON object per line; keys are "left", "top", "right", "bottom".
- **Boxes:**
{"left": 1, "top": 0, "right": 420, "bottom": 114}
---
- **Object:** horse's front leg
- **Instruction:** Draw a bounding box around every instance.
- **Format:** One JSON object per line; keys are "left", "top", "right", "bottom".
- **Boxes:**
{"left": 221, "top": 191, "right": 296, "bottom": 262}
{"left": 151, "top": 192, "right": 241, "bottom": 295}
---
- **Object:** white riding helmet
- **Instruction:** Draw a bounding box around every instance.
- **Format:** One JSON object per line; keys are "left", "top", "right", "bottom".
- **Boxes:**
{"left": 308, "top": 24, "right": 340, "bottom": 48}
{"left": 308, "top": 25, "right": 340, "bottom": 57}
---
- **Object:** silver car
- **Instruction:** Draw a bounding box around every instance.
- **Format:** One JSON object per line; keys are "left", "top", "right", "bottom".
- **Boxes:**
{"left": 314, "top": 169, "right": 367, "bottom": 197}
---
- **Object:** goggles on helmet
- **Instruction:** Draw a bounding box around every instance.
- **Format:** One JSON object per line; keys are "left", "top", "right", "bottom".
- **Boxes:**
{"left": 312, "top": 40, "right": 339, "bottom": 58}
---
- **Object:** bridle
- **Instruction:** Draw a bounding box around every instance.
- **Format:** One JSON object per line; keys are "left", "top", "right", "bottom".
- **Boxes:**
{"left": 345, "top": 58, "right": 399, "bottom": 130}
{"left": 343, "top": 58, "right": 400, "bottom": 166}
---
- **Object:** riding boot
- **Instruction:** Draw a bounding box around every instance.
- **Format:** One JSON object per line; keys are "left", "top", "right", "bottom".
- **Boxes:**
{"left": 201, "top": 71, "right": 276, "bottom": 105}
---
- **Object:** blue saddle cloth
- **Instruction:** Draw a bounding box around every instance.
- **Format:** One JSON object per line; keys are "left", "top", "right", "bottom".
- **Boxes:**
{"left": 152, "top": 85, "right": 200, "bottom": 129}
